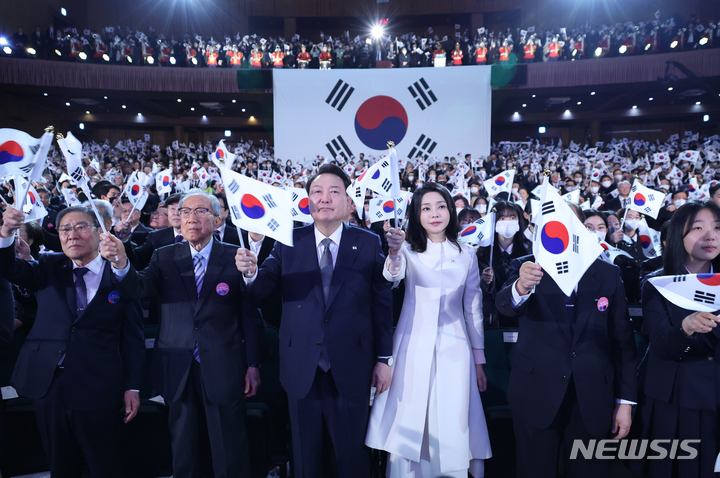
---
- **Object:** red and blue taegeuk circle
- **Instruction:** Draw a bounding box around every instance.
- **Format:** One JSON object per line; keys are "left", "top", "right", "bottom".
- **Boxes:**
{"left": 698, "top": 274, "right": 720, "bottom": 286}
{"left": 461, "top": 225, "right": 477, "bottom": 237}
{"left": 28, "top": 192, "right": 36, "bottom": 205}
{"left": 633, "top": 193, "right": 646, "bottom": 206}
{"left": 0, "top": 141, "right": 23, "bottom": 165}
{"left": 241, "top": 194, "right": 265, "bottom": 219}
{"left": 162, "top": 176, "right": 171, "bottom": 187}
{"left": 354, "top": 96, "right": 408, "bottom": 150}
{"left": 639, "top": 235, "right": 652, "bottom": 248}
{"left": 131, "top": 185, "right": 140, "bottom": 195}
{"left": 540, "top": 221, "right": 569, "bottom": 254}
{"left": 298, "top": 198, "right": 310, "bottom": 215}
{"left": 495, "top": 176, "right": 506, "bottom": 186}
{"left": 216, "top": 149, "right": 225, "bottom": 160}
{"left": 382, "top": 201, "right": 394, "bottom": 213}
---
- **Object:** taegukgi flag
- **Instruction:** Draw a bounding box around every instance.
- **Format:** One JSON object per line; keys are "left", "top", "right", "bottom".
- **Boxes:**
{"left": 218, "top": 166, "right": 294, "bottom": 246}
{"left": 458, "top": 213, "right": 494, "bottom": 248}
{"left": 273, "top": 67, "right": 491, "bottom": 163}
{"left": 626, "top": 179, "right": 664, "bottom": 219}
{"left": 483, "top": 170, "right": 515, "bottom": 197}
{"left": 648, "top": 273, "right": 720, "bottom": 313}
{"left": 533, "top": 180, "right": 603, "bottom": 296}
{"left": 286, "top": 187, "right": 314, "bottom": 224}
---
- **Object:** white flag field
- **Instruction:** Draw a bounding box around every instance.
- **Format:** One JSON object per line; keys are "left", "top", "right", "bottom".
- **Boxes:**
{"left": 273, "top": 67, "right": 491, "bottom": 163}
{"left": 533, "top": 181, "right": 603, "bottom": 296}
{"left": 458, "top": 212, "right": 494, "bottom": 248}
{"left": 648, "top": 274, "right": 720, "bottom": 313}
{"left": 627, "top": 179, "right": 664, "bottom": 219}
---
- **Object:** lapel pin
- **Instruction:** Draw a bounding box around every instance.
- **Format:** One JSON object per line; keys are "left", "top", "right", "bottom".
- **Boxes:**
{"left": 352, "top": 245, "right": 357, "bottom": 250}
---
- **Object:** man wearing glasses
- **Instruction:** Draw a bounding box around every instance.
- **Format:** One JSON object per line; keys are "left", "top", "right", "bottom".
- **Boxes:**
{"left": 0, "top": 205, "right": 145, "bottom": 478}
{"left": 101, "top": 190, "right": 264, "bottom": 478}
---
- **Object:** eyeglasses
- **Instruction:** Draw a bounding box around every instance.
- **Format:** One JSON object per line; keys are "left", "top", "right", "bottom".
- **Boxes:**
{"left": 151, "top": 211, "right": 168, "bottom": 218}
{"left": 58, "top": 222, "right": 96, "bottom": 235}
{"left": 179, "top": 207, "right": 213, "bottom": 218}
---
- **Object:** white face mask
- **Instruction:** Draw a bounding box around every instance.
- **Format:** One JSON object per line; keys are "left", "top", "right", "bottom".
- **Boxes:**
{"left": 601, "top": 180, "right": 612, "bottom": 188}
{"left": 407, "top": 176, "right": 414, "bottom": 182}
{"left": 477, "top": 204, "right": 487, "bottom": 214}
{"left": 624, "top": 218, "right": 640, "bottom": 231}
{"left": 614, "top": 175, "right": 622, "bottom": 182}
{"left": 591, "top": 186, "right": 599, "bottom": 194}
{"left": 496, "top": 220, "right": 520, "bottom": 239}
{"left": 594, "top": 230, "right": 606, "bottom": 242}
{"left": 660, "top": 184, "right": 670, "bottom": 190}
{"left": 673, "top": 199, "right": 687, "bottom": 208}
{"left": 428, "top": 175, "right": 436, "bottom": 181}
{"left": 566, "top": 186, "right": 575, "bottom": 192}
{"left": 511, "top": 187, "right": 519, "bottom": 194}
{"left": 550, "top": 166, "right": 557, "bottom": 171}
{"left": 671, "top": 179, "right": 679, "bottom": 185}
{"left": 470, "top": 186, "right": 479, "bottom": 194}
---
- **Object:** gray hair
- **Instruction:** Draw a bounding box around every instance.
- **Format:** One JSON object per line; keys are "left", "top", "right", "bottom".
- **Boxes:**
{"left": 179, "top": 189, "right": 222, "bottom": 217}
{"left": 84, "top": 199, "right": 113, "bottom": 225}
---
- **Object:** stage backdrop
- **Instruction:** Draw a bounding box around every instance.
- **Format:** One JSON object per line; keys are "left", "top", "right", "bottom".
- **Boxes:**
{"left": 273, "top": 66, "right": 492, "bottom": 164}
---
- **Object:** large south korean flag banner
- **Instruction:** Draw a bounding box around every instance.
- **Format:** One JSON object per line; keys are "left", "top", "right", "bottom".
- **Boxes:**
{"left": 273, "top": 67, "right": 492, "bottom": 163}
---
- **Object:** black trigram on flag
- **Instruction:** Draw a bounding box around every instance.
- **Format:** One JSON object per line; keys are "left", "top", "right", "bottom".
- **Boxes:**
{"left": 643, "top": 206, "right": 653, "bottom": 214}
{"left": 325, "top": 135, "right": 354, "bottom": 161}
{"left": 290, "top": 209, "right": 298, "bottom": 217}
{"left": 381, "top": 179, "right": 392, "bottom": 193}
{"left": 673, "top": 276, "right": 686, "bottom": 282}
{"left": 694, "top": 290, "right": 716, "bottom": 304}
{"left": 407, "top": 78, "right": 437, "bottom": 110}
{"left": 267, "top": 219, "right": 280, "bottom": 231}
{"left": 572, "top": 235, "right": 579, "bottom": 253}
{"left": 19, "top": 163, "right": 34, "bottom": 174}
{"left": 325, "top": 80, "right": 355, "bottom": 112}
{"left": 290, "top": 191, "right": 299, "bottom": 202}
{"left": 231, "top": 205, "right": 241, "bottom": 220}
{"left": 262, "top": 194, "right": 277, "bottom": 208}
{"left": 227, "top": 180, "right": 239, "bottom": 194}
{"left": 542, "top": 202, "right": 555, "bottom": 215}
{"left": 407, "top": 134, "right": 437, "bottom": 160}
{"left": 70, "top": 167, "right": 85, "bottom": 183}
{"left": 556, "top": 261, "right": 569, "bottom": 274}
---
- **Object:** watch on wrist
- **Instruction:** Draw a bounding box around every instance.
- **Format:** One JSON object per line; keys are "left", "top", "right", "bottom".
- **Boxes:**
{"left": 378, "top": 357, "right": 394, "bottom": 366}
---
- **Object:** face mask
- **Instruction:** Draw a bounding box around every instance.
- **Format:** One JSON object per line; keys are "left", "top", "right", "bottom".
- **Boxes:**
{"left": 428, "top": 175, "right": 436, "bottom": 181}
{"left": 566, "top": 186, "right": 575, "bottom": 192}
{"left": 601, "top": 180, "right": 612, "bottom": 188}
{"left": 550, "top": 166, "right": 557, "bottom": 171}
{"left": 591, "top": 186, "right": 599, "bottom": 194}
{"left": 673, "top": 199, "right": 687, "bottom": 208}
{"left": 594, "top": 230, "right": 606, "bottom": 242}
{"left": 614, "top": 175, "right": 622, "bottom": 182}
{"left": 477, "top": 204, "right": 487, "bottom": 214}
{"left": 575, "top": 178, "right": 582, "bottom": 184}
{"left": 671, "top": 179, "right": 679, "bottom": 186}
{"left": 496, "top": 220, "right": 520, "bottom": 239}
{"left": 507, "top": 163, "right": 514, "bottom": 168}
{"left": 408, "top": 176, "right": 414, "bottom": 182}
{"left": 470, "top": 186, "right": 479, "bottom": 194}
{"left": 511, "top": 188, "right": 519, "bottom": 194}
{"left": 660, "top": 184, "right": 670, "bottom": 190}
{"left": 624, "top": 219, "right": 640, "bottom": 231}
{"left": 416, "top": 182, "right": 424, "bottom": 188}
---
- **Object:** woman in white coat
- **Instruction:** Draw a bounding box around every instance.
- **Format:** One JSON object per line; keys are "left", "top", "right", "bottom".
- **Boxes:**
{"left": 365, "top": 183, "right": 492, "bottom": 477}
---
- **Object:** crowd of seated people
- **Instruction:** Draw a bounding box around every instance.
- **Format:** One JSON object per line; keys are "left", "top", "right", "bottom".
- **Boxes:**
{"left": 3, "top": 11, "right": 717, "bottom": 69}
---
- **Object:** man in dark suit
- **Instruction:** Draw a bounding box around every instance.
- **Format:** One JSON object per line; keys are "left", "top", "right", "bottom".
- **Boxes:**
{"left": 372, "top": 43, "right": 386, "bottom": 67}
{"left": 102, "top": 190, "right": 263, "bottom": 478}
{"left": 116, "top": 193, "right": 183, "bottom": 270}
{"left": 213, "top": 193, "right": 241, "bottom": 246}
{"left": 495, "top": 205, "right": 637, "bottom": 478}
{"left": 119, "top": 198, "right": 152, "bottom": 246}
{"left": 603, "top": 180, "right": 632, "bottom": 213}
{"left": 0, "top": 205, "right": 145, "bottom": 478}
{"left": 236, "top": 164, "right": 394, "bottom": 478}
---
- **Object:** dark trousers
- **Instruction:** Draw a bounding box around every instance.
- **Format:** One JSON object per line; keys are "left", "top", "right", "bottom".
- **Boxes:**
{"left": 168, "top": 359, "right": 251, "bottom": 478}
{"left": 513, "top": 379, "right": 610, "bottom": 478}
{"left": 34, "top": 369, "right": 122, "bottom": 478}
{"left": 288, "top": 368, "right": 370, "bottom": 478}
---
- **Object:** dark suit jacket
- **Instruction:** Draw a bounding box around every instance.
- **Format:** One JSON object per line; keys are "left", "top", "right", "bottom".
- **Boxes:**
{"left": 0, "top": 278, "right": 14, "bottom": 344}
{"left": 113, "top": 240, "right": 264, "bottom": 405}
{"left": 128, "top": 222, "right": 152, "bottom": 246}
{"left": 246, "top": 224, "right": 393, "bottom": 399}
{"left": 240, "top": 230, "right": 282, "bottom": 328}
{"left": 0, "top": 246, "right": 144, "bottom": 410}
{"left": 642, "top": 271, "right": 720, "bottom": 411}
{"left": 124, "top": 226, "right": 176, "bottom": 271}
{"left": 219, "top": 224, "right": 241, "bottom": 247}
{"left": 495, "top": 255, "right": 637, "bottom": 437}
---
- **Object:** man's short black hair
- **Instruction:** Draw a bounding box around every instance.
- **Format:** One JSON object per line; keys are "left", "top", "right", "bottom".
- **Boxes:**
{"left": 93, "top": 181, "right": 121, "bottom": 198}
{"left": 164, "top": 193, "right": 182, "bottom": 208}
{"left": 56, "top": 206, "right": 100, "bottom": 229}
{"left": 305, "top": 164, "right": 351, "bottom": 193}
{"left": 214, "top": 193, "right": 228, "bottom": 209}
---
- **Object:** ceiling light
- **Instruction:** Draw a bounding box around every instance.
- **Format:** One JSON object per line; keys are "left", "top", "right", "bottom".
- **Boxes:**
{"left": 137, "top": 113, "right": 142, "bottom": 116}
{"left": 85, "top": 110, "right": 90, "bottom": 114}
{"left": 60, "top": 7, "right": 67, "bottom": 16}
{"left": 538, "top": 126, "right": 546, "bottom": 133}
{"left": 224, "top": 130, "right": 231, "bottom": 137}
{"left": 232, "top": 99, "right": 237, "bottom": 103}
{"left": 65, "top": 102, "right": 70, "bottom": 106}
{"left": 79, "top": 123, "right": 84, "bottom": 130}
{"left": 43, "top": 93, "right": 48, "bottom": 96}
{"left": 190, "top": 107, "right": 195, "bottom": 111}
{"left": 577, "top": 101, "right": 581, "bottom": 105}
{"left": 250, "top": 116, "right": 255, "bottom": 120}
{"left": 241, "top": 108, "right": 246, "bottom": 112}
{"left": 648, "top": 97, "right": 653, "bottom": 101}
{"left": 522, "top": 104, "right": 527, "bottom": 107}
{"left": 103, "top": 96, "right": 108, "bottom": 99}
{"left": 590, "top": 91, "right": 596, "bottom": 95}
{"left": 696, "top": 101, "right": 701, "bottom": 105}
{"left": 668, "top": 87, "right": 673, "bottom": 91}
{"left": 121, "top": 105, "right": 126, "bottom": 109}
{"left": 632, "top": 105, "right": 637, "bottom": 109}
{"left": 564, "top": 109, "right": 570, "bottom": 114}
{"left": 531, "top": 94, "right": 536, "bottom": 98}
{"left": 202, "top": 115, "right": 207, "bottom": 118}
{"left": 704, "top": 115, "right": 710, "bottom": 122}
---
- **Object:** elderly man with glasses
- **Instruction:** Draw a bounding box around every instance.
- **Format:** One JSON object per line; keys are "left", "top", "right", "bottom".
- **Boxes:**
{"left": 0, "top": 205, "right": 145, "bottom": 478}
{"left": 100, "top": 189, "right": 264, "bottom": 478}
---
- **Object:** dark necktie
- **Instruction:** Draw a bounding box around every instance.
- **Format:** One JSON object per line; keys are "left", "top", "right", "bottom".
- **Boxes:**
{"left": 565, "top": 290, "right": 577, "bottom": 330}
{"left": 318, "top": 238, "right": 333, "bottom": 372}
{"left": 74, "top": 267, "right": 89, "bottom": 316}
{"left": 175, "top": 235, "right": 183, "bottom": 243}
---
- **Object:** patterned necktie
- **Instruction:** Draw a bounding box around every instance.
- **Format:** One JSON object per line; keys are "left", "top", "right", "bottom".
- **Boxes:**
{"left": 193, "top": 254, "right": 205, "bottom": 297}
{"left": 192, "top": 254, "right": 204, "bottom": 362}
{"left": 319, "top": 238, "right": 333, "bottom": 303}
{"left": 175, "top": 235, "right": 184, "bottom": 243}
{"left": 73, "top": 267, "right": 89, "bottom": 315}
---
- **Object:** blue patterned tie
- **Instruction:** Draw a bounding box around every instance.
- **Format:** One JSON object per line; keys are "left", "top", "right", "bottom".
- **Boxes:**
{"left": 192, "top": 254, "right": 204, "bottom": 362}
{"left": 73, "top": 268, "right": 89, "bottom": 315}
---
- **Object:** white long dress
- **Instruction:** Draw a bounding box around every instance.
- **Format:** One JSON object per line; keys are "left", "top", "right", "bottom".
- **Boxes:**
{"left": 365, "top": 239, "right": 492, "bottom": 478}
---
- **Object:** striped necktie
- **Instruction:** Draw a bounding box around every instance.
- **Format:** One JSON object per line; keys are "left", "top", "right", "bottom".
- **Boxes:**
{"left": 193, "top": 254, "right": 205, "bottom": 297}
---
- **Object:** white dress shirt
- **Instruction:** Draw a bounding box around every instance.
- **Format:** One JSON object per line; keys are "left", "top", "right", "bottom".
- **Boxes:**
{"left": 314, "top": 223, "right": 343, "bottom": 269}
{"left": 74, "top": 254, "right": 106, "bottom": 305}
